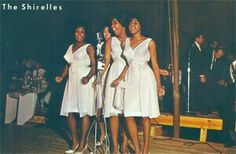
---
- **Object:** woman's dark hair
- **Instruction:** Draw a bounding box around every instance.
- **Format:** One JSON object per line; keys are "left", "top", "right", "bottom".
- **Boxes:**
{"left": 109, "top": 10, "right": 129, "bottom": 28}
{"left": 127, "top": 11, "right": 144, "bottom": 29}
{"left": 106, "top": 10, "right": 129, "bottom": 36}
{"left": 74, "top": 19, "right": 88, "bottom": 33}
{"left": 127, "top": 10, "right": 146, "bottom": 36}
{"left": 73, "top": 19, "right": 93, "bottom": 42}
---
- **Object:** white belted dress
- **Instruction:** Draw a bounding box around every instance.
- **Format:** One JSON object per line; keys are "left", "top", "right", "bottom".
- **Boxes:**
{"left": 103, "top": 37, "right": 130, "bottom": 118}
{"left": 60, "top": 44, "right": 95, "bottom": 117}
{"left": 123, "top": 38, "right": 160, "bottom": 118}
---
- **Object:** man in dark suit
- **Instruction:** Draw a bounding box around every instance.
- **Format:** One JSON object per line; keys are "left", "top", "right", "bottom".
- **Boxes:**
{"left": 208, "top": 40, "right": 220, "bottom": 69}
{"left": 186, "top": 32, "right": 211, "bottom": 114}
{"left": 207, "top": 47, "right": 235, "bottom": 147}
{"left": 207, "top": 47, "right": 229, "bottom": 110}
{"left": 225, "top": 58, "right": 236, "bottom": 147}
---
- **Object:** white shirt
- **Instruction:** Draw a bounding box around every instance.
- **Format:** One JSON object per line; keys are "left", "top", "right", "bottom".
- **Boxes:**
{"left": 194, "top": 41, "right": 201, "bottom": 52}
{"left": 210, "top": 50, "right": 216, "bottom": 70}
{"left": 230, "top": 60, "right": 236, "bottom": 83}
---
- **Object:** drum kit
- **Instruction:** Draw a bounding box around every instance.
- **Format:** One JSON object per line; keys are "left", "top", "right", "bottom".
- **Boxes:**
{"left": 10, "top": 69, "right": 46, "bottom": 94}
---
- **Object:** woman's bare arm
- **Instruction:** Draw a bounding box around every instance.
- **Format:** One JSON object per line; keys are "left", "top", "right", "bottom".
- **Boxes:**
{"left": 148, "top": 40, "right": 165, "bottom": 96}
{"left": 82, "top": 45, "right": 96, "bottom": 84}
{"left": 55, "top": 64, "right": 69, "bottom": 83}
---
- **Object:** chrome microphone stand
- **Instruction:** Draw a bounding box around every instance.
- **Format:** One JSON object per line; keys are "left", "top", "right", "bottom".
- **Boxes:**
{"left": 186, "top": 44, "right": 194, "bottom": 113}
{"left": 187, "top": 52, "right": 191, "bottom": 113}
{"left": 93, "top": 32, "right": 110, "bottom": 153}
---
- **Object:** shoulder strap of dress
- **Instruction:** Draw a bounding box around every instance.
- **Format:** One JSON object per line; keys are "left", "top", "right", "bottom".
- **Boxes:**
{"left": 65, "top": 44, "right": 73, "bottom": 55}
{"left": 146, "top": 38, "right": 152, "bottom": 43}
{"left": 144, "top": 38, "right": 152, "bottom": 48}
{"left": 82, "top": 44, "right": 91, "bottom": 54}
{"left": 84, "top": 43, "right": 91, "bottom": 48}
{"left": 111, "top": 37, "right": 115, "bottom": 44}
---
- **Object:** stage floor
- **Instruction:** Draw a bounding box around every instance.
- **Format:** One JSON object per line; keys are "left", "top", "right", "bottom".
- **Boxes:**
{"left": 1, "top": 123, "right": 235, "bottom": 154}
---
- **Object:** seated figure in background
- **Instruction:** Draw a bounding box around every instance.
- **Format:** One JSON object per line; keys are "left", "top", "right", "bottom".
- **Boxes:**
{"left": 159, "top": 64, "right": 183, "bottom": 113}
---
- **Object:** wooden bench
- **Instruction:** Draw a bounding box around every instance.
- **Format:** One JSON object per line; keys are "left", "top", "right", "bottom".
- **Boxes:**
{"left": 151, "top": 114, "right": 223, "bottom": 142}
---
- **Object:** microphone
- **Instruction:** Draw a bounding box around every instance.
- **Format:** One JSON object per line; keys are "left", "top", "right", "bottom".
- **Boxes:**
{"left": 96, "top": 32, "right": 105, "bottom": 70}
{"left": 96, "top": 32, "right": 103, "bottom": 43}
{"left": 96, "top": 32, "right": 104, "bottom": 56}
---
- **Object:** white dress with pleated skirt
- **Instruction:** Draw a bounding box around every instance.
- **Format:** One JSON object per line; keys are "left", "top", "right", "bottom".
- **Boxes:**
{"left": 123, "top": 38, "right": 160, "bottom": 118}
{"left": 60, "top": 44, "right": 95, "bottom": 117}
{"left": 103, "top": 37, "right": 130, "bottom": 118}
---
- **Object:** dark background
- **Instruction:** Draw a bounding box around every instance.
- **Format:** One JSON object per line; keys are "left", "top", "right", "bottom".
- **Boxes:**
{"left": 0, "top": 0, "right": 235, "bottom": 114}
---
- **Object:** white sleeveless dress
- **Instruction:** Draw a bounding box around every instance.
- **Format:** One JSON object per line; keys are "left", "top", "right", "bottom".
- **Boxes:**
{"left": 124, "top": 38, "right": 160, "bottom": 118}
{"left": 60, "top": 44, "right": 95, "bottom": 117}
{"left": 103, "top": 37, "right": 130, "bottom": 118}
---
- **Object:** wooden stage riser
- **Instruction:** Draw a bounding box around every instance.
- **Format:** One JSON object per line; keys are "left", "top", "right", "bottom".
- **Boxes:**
{"left": 151, "top": 115, "right": 223, "bottom": 142}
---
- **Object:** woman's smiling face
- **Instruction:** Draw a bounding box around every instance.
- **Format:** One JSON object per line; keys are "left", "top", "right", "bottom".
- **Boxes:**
{"left": 129, "top": 18, "right": 141, "bottom": 34}
{"left": 111, "top": 18, "right": 124, "bottom": 36}
{"left": 75, "top": 27, "right": 85, "bottom": 42}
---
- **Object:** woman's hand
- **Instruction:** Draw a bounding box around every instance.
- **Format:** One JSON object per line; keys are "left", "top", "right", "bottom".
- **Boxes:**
{"left": 93, "top": 75, "right": 104, "bottom": 88}
{"left": 160, "top": 69, "right": 169, "bottom": 76}
{"left": 81, "top": 76, "right": 89, "bottom": 85}
{"left": 92, "top": 79, "right": 98, "bottom": 88}
{"left": 111, "top": 78, "right": 120, "bottom": 87}
{"left": 158, "top": 86, "right": 165, "bottom": 96}
{"left": 103, "top": 27, "right": 111, "bottom": 41}
{"left": 55, "top": 76, "right": 63, "bottom": 83}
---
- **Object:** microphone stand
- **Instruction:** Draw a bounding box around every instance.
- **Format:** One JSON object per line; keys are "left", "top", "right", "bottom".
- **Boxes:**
{"left": 93, "top": 32, "right": 109, "bottom": 153}
{"left": 186, "top": 44, "right": 194, "bottom": 114}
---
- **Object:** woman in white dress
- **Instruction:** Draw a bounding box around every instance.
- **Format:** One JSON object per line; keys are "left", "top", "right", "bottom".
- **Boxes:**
{"left": 100, "top": 17, "right": 129, "bottom": 153}
{"left": 112, "top": 16, "right": 165, "bottom": 153}
{"left": 55, "top": 25, "right": 96, "bottom": 153}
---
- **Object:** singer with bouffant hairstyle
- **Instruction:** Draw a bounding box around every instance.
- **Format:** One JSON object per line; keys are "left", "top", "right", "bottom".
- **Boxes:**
{"left": 112, "top": 12, "right": 165, "bottom": 153}
{"left": 99, "top": 12, "right": 129, "bottom": 153}
{"left": 55, "top": 22, "right": 96, "bottom": 154}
